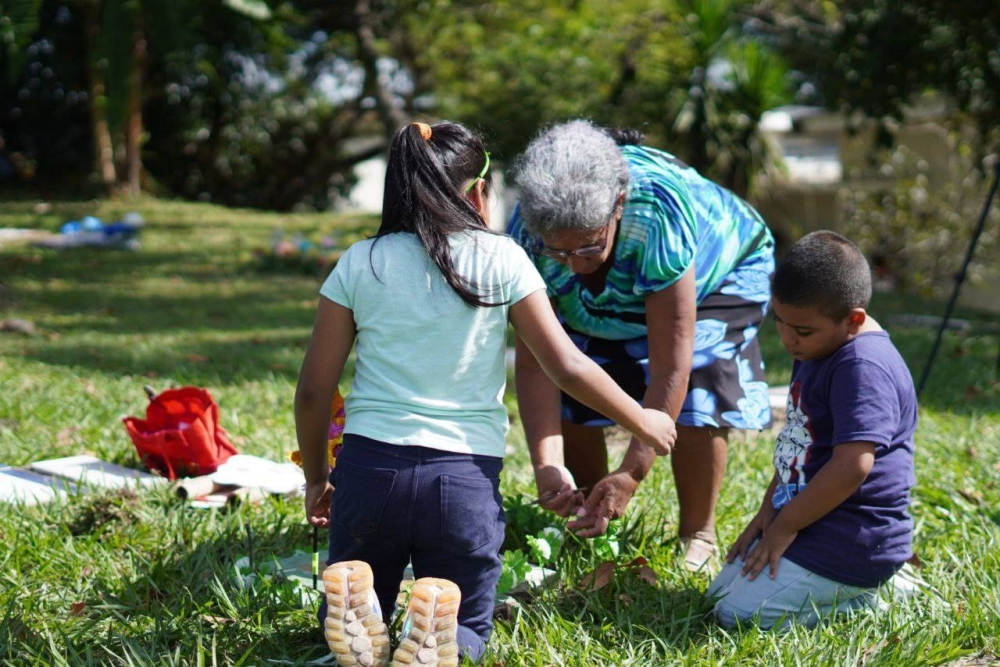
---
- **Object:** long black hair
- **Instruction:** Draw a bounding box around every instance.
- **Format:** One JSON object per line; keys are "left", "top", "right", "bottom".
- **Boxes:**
{"left": 376, "top": 121, "right": 503, "bottom": 308}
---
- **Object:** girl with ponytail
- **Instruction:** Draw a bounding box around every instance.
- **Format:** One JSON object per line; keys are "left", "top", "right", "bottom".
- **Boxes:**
{"left": 295, "top": 121, "right": 676, "bottom": 666}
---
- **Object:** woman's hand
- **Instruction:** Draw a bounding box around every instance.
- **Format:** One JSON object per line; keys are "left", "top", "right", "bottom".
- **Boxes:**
{"left": 304, "top": 479, "right": 333, "bottom": 528}
{"left": 639, "top": 408, "right": 676, "bottom": 456}
{"left": 568, "top": 470, "right": 640, "bottom": 538}
{"left": 533, "top": 464, "right": 582, "bottom": 516}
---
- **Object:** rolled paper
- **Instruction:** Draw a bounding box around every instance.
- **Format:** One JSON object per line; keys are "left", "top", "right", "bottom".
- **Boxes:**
{"left": 173, "top": 475, "right": 218, "bottom": 499}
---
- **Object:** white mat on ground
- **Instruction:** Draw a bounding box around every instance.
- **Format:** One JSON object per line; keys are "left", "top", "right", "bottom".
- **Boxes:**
{"left": 0, "top": 465, "right": 77, "bottom": 504}
{"left": 210, "top": 455, "right": 305, "bottom": 496}
{"left": 29, "top": 455, "right": 167, "bottom": 490}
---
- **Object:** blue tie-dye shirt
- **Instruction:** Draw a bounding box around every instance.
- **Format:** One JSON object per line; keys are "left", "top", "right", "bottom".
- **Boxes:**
{"left": 507, "top": 145, "right": 773, "bottom": 341}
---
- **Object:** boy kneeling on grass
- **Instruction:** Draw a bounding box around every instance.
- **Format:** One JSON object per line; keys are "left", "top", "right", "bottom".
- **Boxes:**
{"left": 708, "top": 231, "right": 919, "bottom": 630}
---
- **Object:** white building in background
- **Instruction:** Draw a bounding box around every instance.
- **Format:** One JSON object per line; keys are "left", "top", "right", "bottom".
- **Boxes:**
{"left": 344, "top": 156, "right": 386, "bottom": 212}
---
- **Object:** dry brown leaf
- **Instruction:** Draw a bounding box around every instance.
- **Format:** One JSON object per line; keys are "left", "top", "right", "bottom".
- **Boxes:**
{"left": 581, "top": 561, "right": 616, "bottom": 591}
{"left": 57, "top": 426, "right": 80, "bottom": 448}
{"left": 200, "top": 615, "right": 235, "bottom": 625}
{"left": 618, "top": 593, "right": 632, "bottom": 607}
{"left": 966, "top": 446, "right": 980, "bottom": 460}
{"left": 70, "top": 602, "right": 86, "bottom": 616}
{"left": 958, "top": 489, "right": 984, "bottom": 505}
{"left": 624, "top": 556, "right": 648, "bottom": 568}
{"left": 185, "top": 353, "right": 210, "bottom": 363}
{"left": 636, "top": 566, "right": 658, "bottom": 586}
{"left": 963, "top": 385, "right": 982, "bottom": 399}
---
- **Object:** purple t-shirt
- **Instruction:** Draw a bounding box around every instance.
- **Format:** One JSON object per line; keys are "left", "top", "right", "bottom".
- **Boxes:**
{"left": 772, "top": 331, "right": 917, "bottom": 587}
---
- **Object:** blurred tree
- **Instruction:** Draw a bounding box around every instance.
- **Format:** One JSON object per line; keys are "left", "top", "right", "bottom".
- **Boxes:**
{"left": 652, "top": 0, "right": 791, "bottom": 196}
{"left": 749, "top": 1, "right": 1000, "bottom": 293}
{"left": 403, "top": 0, "right": 789, "bottom": 195}
{"left": 2, "top": 0, "right": 794, "bottom": 208}
{"left": 0, "top": 0, "right": 43, "bottom": 84}
{"left": 71, "top": 0, "right": 271, "bottom": 195}
{"left": 143, "top": 2, "right": 381, "bottom": 210}
{"left": 752, "top": 0, "right": 1000, "bottom": 155}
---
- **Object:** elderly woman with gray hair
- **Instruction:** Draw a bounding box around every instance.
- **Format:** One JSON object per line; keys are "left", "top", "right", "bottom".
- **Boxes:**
{"left": 507, "top": 120, "right": 775, "bottom": 572}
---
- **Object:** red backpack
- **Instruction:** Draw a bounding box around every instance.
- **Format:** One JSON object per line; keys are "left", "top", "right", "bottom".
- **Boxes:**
{"left": 123, "top": 387, "right": 238, "bottom": 480}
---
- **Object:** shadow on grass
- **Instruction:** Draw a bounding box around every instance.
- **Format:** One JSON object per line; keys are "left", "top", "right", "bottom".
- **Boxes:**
{"left": 0, "top": 241, "right": 332, "bottom": 383}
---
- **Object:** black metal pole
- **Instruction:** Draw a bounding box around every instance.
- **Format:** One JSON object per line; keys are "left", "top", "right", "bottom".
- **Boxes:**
{"left": 917, "top": 157, "right": 1000, "bottom": 396}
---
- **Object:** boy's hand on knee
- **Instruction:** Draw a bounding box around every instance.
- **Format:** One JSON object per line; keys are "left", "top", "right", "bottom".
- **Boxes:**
{"left": 304, "top": 480, "right": 334, "bottom": 528}
{"left": 741, "top": 525, "right": 797, "bottom": 580}
{"left": 726, "top": 518, "right": 762, "bottom": 564}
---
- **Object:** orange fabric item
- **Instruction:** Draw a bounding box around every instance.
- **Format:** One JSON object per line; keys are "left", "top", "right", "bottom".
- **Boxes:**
{"left": 123, "top": 387, "right": 238, "bottom": 480}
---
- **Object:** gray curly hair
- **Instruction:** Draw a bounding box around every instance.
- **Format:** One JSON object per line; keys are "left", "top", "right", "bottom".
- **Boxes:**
{"left": 514, "top": 120, "right": 630, "bottom": 235}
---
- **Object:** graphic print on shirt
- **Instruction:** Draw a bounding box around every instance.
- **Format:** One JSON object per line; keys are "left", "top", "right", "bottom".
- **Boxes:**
{"left": 772, "top": 381, "right": 812, "bottom": 510}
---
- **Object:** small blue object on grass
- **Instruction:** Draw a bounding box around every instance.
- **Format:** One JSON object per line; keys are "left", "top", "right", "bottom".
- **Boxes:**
{"left": 44, "top": 212, "right": 144, "bottom": 250}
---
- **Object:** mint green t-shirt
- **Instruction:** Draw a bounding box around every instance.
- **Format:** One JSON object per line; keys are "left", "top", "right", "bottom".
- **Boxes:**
{"left": 320, "top": 231, "right": 545, "bottom": 458}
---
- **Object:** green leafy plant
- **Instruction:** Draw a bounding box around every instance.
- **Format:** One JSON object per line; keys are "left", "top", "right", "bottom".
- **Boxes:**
{"left": 496, "top": 549, "right": 533, "bottom": 598}
{"left": 526, "top": 526, "right": 564, "bottom": 566}
{"left": 589, "top": 522, "right": 622, "bottom": 562}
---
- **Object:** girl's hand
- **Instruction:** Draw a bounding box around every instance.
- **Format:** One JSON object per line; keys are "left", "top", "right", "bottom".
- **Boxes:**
{"left": 304, "top": 480, "right": 334, "bottom": 527}
{"left": 639, "top": 408, "right": 676, "bottom": 456}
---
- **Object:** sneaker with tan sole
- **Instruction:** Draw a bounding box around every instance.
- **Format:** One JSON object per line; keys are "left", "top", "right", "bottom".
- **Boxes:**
{"left": 323, "top": 561, "right": 391, "bottom": 667}
{"left": 390, "top": 577, "right": 461, "bottom": 667}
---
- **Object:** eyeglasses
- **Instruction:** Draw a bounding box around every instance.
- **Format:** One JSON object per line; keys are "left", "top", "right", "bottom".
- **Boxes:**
{"left": 540, "top": 221, "right": 613, "bottom": 259}
{"left": 464, "top": 151, "right": 491, "bottom": 193}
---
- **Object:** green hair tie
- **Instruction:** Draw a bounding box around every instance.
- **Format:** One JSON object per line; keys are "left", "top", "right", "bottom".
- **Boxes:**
{"left": 464, "top": 151, "right": 491, "bottom": 193}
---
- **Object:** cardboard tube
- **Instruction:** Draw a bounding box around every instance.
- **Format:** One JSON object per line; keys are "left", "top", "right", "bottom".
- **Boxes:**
{"left": 173, "top": 475, "right": 219, "bottom": 500}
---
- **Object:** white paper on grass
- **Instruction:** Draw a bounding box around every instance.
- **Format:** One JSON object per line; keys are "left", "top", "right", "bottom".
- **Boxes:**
{"left": 210, "top": 455, "right": 305, "bottom": 495}
{"left": 0, "top": 466, "right": 76, "bottom": 505}
{"left": 29, "top": 455, "right": 167, "bottom": 490}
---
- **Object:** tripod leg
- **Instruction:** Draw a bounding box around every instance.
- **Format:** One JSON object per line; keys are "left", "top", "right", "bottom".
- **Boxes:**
{"left": 917, "top": 160, "right": 1000, "bottom": 397}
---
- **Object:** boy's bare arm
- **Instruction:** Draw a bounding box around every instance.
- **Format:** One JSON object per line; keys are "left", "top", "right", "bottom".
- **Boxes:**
{"left": 742, "top": 441, "right": 876, "bottom": 579}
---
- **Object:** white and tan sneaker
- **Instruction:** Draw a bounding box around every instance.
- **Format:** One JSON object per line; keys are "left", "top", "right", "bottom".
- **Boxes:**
{"left": 390, "top": 577, "right": 461, "bottom": 667}
{"left": 323, "top": 561, "right": 391, "bottom": 667}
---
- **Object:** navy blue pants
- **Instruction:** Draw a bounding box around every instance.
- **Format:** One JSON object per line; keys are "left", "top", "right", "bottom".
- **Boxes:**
{"left": 319, "top": 435, "right": 505, "bottom": 663}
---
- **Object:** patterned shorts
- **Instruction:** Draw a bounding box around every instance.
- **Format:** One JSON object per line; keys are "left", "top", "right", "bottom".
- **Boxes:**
{"left": 560, "top": 251, "right": 774, "bottom": 430}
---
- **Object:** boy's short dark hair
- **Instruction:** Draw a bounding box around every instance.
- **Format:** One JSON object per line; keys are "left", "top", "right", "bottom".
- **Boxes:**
{"left": 772, "top": 231, "right": 872, "bottom": 320}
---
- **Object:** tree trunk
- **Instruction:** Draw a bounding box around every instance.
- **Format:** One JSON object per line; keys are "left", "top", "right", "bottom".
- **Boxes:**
{"left": 125, "top": 20, "right": 147, "bottom": 196}
{"left": 353, "top": 0, "right": 408, "bottom": 142}
{"left": 82, "top": 0, "right": 116, "bottom": 190}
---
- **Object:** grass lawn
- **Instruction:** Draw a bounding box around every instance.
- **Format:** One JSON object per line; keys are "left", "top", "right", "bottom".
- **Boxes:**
{"left": 1, "top": 198, "right": 998, "bottom": 665}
